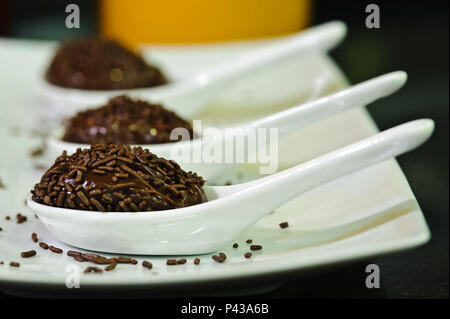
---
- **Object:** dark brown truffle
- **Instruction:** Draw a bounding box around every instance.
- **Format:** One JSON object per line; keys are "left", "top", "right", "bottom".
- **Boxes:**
{"left": 31, "top": 144, "right": 207, "bottom": 212}
{"left": 46, "top": 38, "right": 167, "bottom": 90}
{"left": 62, "top": 96, "right": 194, "bottom": 145}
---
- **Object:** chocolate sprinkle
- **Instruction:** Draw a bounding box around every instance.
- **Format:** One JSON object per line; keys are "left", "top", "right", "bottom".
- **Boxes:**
{"left": 16, "top": 213, "right": 27, "bottom": 224}
{"left": 74, "top": 255, "right": 85, "bottom": 262}
{"left": 142, "top": 261, "right": 153, "bottom": 270}
{"left": 279, "top": 222, "right": 289, "bottom": 229}
{"left": 212, "top": 255, "right": 225, "bottom": 263}
{"left": 105, "top": 259, "right": 118, "bottom": 271}
{"left": 30, "top": 146, "right": 45, "bottom": 157}
{"left": 84, "top": 266, "right": 103, "bottom": 274}
{"left": 21, "top": 250, "right": 37, "bottom": 258}
{"left": 250, "top": 245, "right": 262, "bottom": 251}
{"left": 177, "top": 258, "right": 187, "bottom": 265}
{"left": 166, "top": 259, "right": 177, "bottom": 265}
{"left": 49, "top": 246, "right": 63, "bottom": 254}
{"left": 67, "top": 250, "right": 81, "bottom": 257}
{"left": 31, "top": 144, "right": 207, "bottom": 211}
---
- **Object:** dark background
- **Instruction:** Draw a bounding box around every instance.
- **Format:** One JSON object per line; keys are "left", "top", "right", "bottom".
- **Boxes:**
{"left": 0, "top": 0, "right": 448, "bottom": 299}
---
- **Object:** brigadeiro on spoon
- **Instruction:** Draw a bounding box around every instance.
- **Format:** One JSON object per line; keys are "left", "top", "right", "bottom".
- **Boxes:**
{"left": 31, "top": 144, "right": 207, "bottom": 212}
{"left": 45, "top": 38, "right": 167, "bottom": 90}
{"left": 62, "top": 95, "right": 195, "bottom": 144}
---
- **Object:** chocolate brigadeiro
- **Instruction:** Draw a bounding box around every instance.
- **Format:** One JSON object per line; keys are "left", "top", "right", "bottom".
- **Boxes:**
{"left": 62, "top": 95, "right": 194, "bottom": 145}
{"left": 46, "top": 38, "right": 167, "bottom": 90}
{"left": 31, "top": 144, "right": 207, "bottom": 212}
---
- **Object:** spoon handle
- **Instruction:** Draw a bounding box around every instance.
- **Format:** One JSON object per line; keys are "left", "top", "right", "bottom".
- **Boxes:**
{"left": 236, "top": 119, "right": 434, "bottom": 212}
{"left": 249, "top": 71, "right": 407, "bottom": 136}
{"left": 196, "top": 71, "right": 407, "bottom": 156}
{"left": 204, "top": 21, "right": 346, "bottom": 84}
{"left": 156, "top": 21, "right": 347, "bottom": 116}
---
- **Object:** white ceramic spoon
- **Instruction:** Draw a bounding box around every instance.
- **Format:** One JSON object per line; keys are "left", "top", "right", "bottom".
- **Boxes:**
{"left": 37, "top": 21, "right": 346, "bottom": 119}
{"left": 28, "top": 119, "right": 434, "bottom": 255}
{"left": 47, "top": 71, "right": 407, "bottom": 181}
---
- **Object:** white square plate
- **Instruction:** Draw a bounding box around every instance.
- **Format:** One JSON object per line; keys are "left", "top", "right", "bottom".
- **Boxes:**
{"left": 0, "top": 38, "right": 429, "bottom": 294}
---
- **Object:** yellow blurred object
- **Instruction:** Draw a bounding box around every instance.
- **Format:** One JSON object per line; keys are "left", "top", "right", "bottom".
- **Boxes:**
{"left": 100, "top": 0, "right": 311, "bottom": 47}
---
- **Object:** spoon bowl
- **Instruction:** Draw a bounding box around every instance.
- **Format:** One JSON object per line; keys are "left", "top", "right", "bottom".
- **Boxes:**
{"left": 28, "top": 119, "right": 434, "bottom": 255}
{"left": 47, "top": 71, "right": 408, "bottom": 181}
{"left": 37, "top": 21, "right": 347, "bottom": 119}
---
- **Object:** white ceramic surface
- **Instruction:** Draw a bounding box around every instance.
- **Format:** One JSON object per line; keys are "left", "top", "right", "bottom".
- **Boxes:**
{"left": 36, "top": 21, "right": 346, "bottom": 120}
{"left": 0, "top": 38, "right": 431, "bottom": 288}
{"left": 46, "top": 71, "right": 407, "bottom": 181}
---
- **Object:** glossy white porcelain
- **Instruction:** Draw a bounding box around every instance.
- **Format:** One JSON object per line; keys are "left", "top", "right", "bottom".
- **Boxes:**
{"left": 28, "top": 119, "right": 434, "bottom": 255}
{"left": 46, "top": 71, "right": 407, "bottom": 181}
{"left": 0, "top": 39, "right": 431, "bottom": 289}
{"left": 36, "top": 21, "right": 346, "bottom": 119}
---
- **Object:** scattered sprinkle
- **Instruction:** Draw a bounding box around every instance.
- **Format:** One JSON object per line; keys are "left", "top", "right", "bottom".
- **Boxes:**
{"left": 232, "top": 243, "right": 238, "bottom": 248}
{"left": 142, "top": 261, "right": 153, "bottom": 269}
{"left": 21, "top": 250, "right": 37, "bottom": 258}
{"left": 85, "top": 256, "right": 113, "bottom": 264}
{"left": 84, "top": 266, "right": 103, "bottom": 274}
{"left": 115, "top": 256, "right": 136, "bottom": 264}
{"left": 67, "top": 251, "right": 81, "bottom": 257}
{"left": 279, "top": 222, "right": 289, "bottom": 229}
{"left": 212, "top": 255, "right": 225, "bottom": 263}
{"left": 244, "top": 252, "right": 252, "bottom": 259}
{"left": 74, "top": 255, "right": 85, "bottom": 262}
{"left": 246, "top": 239, "right": 253, "bottom": 244}
{"left": 16, "top": 213, "right": 27, "bottom": 224}
{"left": 177, "top": 258, "right": 187, "bottom": 265}
{"left": 49, "top": 246, "right": 63, "bottom": 254}
{"left": 166, "top": 259, "right": 177, "bottom": 265}
{"left": 39, "top": 242, "right": 49, "bottom": 249}
{"left": 31, "top": 233, "right": 38, "bottom": 243}
{"left": 250, "top": 245, "right": 262, "bottom": 251}
{"left": 30, "top": 146, "right": 45, "bottom": 157}
{"left": 9, "top": 261, "right": 20, "bottom": 267}
{"left": 105, "top": 259, "right": 118, "bottom": 271}
{"left": 194, "top": 258, "right": 200, "bottom": 265}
